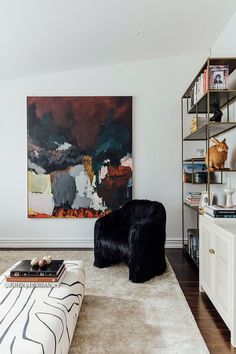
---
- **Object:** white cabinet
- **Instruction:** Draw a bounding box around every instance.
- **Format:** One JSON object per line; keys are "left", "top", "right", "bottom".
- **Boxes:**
{"left": 199, "top": 215, "right": 236, "bottom": 346}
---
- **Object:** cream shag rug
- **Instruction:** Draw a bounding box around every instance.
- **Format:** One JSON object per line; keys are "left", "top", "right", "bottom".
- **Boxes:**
{"left": 0, "top": 250, "right": 209, "bottom": 354}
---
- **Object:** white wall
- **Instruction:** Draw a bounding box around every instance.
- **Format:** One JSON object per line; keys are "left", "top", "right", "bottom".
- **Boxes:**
{"left": 211, "top": 12, "right": 236, "bottom": 57}
{"left": 211, "top": 11, "right": 236, "bottom": 205}
{"left": 0, "top": 52, "right": 207, "bottom": 248}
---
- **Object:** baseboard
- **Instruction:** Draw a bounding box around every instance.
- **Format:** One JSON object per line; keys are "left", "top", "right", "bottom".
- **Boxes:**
{"left": 165, "top": 239, "right": 182, "bottom": 248}
{"left": 0, "top": 238, "right": 182, "bottom": 249}
{"left": 0, "top": 238, "right": 94, "bottom": 248}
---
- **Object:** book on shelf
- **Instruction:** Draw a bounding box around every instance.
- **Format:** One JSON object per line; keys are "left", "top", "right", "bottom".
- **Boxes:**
{"left": 186, "top": 192, "right": 201, "bottom": 195}
{"left": 203, "top": 69, "right": 208, "bottom": 94}
{"left": 205, "top": 205, "right": 236, "bottom": 218}
{"left": 186, "top": 192, "right": 201, "bottom": 197}
{"left": 206, "top": 214, "right": 236, "bottom": 219}
{"left": 10, "top": 259, "right": 64, "bottom": 277}
{"left": 186, "top": 196, "right": 201, "bottom": 200}
{"left": 186, "top": 202, "right": 200, "bottom": 207}
{"left": 4, "top": 268, "right": 66, "bottom": 288}
{"left": 192, "top": 71, "right": 208, "bottom": 105}
{"left": 185, "top": 192, "right": 201, "bottom": 206}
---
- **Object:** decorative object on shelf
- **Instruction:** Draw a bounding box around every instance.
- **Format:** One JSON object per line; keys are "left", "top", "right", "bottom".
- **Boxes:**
{"left": 209, "top": 65, "right": 229, "bottom": 89}
{"left": 224, "top": 177, "right": 235, "bottom": 208}
{"left": 227, "top": 69, "right": 236, "bottom": 89}
{"left": 199, "top": 191, "right": 214, "bottom": 209}
{"left": 209, "top": 102, "right": 223, "bottom": 122}
{"left": 190, "top": 117, "right": 207, "bottom": 133}
{"left": 205, "top": 137, "right": 228, "bottom": 171}
{"left": 196, "top": 148, "right": 205, "bottom": 158}
{"left": 30, "top": 255, "right": 52, "bottom": 267}
{"left": 183, "top": 161, "right": 207, "bottom": 183}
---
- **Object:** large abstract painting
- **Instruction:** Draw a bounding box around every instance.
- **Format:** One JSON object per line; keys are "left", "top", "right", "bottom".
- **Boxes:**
{"left": 27, "top": 96, "right": 132, "bottom": 218}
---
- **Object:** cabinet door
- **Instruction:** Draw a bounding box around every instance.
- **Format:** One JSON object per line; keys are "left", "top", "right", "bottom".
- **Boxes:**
{"left": 214, "top": 230, "right": 231, "bottom": 327}
{"left": 199, "top": 222, "right": 214, "bottom": 295}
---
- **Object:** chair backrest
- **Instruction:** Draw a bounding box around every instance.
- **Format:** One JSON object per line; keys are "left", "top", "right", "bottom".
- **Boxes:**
{"left": 121, "top": 199, "right": 165, "bottom": 225}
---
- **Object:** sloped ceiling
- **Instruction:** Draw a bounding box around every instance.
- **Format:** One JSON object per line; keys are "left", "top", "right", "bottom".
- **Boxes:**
{"left": 0, "top": 0, "right": 236, "bottom": 79}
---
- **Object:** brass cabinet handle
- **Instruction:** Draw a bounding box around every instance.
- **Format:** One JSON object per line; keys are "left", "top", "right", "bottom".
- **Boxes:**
{"left": 209, "top": 249, "right": 215, "bottom": 254}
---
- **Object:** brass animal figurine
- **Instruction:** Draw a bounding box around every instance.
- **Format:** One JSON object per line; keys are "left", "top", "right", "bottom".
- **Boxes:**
{"left": 205, "top": 137, "right": 228, "bottom": 171}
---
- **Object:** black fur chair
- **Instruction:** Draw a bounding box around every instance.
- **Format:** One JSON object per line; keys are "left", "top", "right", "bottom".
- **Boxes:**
{"left": 94, "top": 199, "right": 166, "bottom": 283}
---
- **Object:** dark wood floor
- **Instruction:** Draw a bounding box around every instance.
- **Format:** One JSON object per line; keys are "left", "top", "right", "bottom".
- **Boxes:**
{"left": 166, "top": 248, "right": 236, "bottom": 354}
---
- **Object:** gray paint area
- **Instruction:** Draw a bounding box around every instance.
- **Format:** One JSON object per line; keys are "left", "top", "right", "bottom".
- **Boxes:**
{"left": 71, "top": 164, "right": 92, "bottom": 209}
{"left": 69, "top": 164, "right": 84, "bottom": 178}
{"left": 72, "top": 194, "right": 91, "bottom": 208}
{"left": 52, "top": 173, "right": 76, "bottom": 207}
{"left": 51, "top": 164, "right": 93, "bottom": 208}
{"left": 28, "top": 159, "right": 46, "bottom": 174}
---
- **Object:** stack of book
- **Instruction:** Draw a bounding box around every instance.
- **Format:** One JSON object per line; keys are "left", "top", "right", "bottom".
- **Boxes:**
{"left": 205, "top": 205, "right": 236, "bottom": 219}
{"left": 4, "top": 259, "right": 65, "bottom": 288}
{"left": 190, "top": 69, "right": 208, "bottom": 106}
{"left": 185, "top": 192, "right": 201, "bottom": 207}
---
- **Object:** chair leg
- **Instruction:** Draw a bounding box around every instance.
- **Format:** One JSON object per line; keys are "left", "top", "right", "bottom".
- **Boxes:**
{"left": 128, "top": 256, "right": 166, "bottom": 283}
{"left": 94, "top": 250, "right": 111, "bottom": 268}
{"left": 128, "top": 268, "right": 154, "bottom": 283}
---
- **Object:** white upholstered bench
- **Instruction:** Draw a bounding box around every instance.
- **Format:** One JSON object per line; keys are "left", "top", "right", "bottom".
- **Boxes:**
{"left": 0, "top": 261, "right": 85, "bottom": 354}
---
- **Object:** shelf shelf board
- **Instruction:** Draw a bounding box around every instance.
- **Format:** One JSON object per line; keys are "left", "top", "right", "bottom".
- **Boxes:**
{"left": 187, "top": 90, "right": 236, "bottom": 114}
{"left": 183, "top": 202, "right": 199, "bottom": 212}
{"left": 208, "top": 169, "right": 236, "bottom": 172}
{"left": 184, "top": 182, "right": 206, "bottom": 184}
{"left": 218, "top": 169, "right": 236, "bottom": 172}
{"left": 184, "top": 122, "right": 236, "bottom": 141}
{"left": 182, "top": 160, "right": 236, "bottom": 172}
{"left": 184, "top": 181, "right": 222, "bottom": 184}
{"left": 183, "top": 158, "right": 205, "bottom": 162}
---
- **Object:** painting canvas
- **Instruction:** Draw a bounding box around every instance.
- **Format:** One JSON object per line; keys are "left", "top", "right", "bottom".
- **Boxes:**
{"left": 27, "top": 96, "right": 132, "bottom": 218}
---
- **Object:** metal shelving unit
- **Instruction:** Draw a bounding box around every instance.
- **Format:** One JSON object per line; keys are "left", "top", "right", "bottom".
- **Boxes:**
{"left": 181, "top": 57, "right": 236, "bottom": 265}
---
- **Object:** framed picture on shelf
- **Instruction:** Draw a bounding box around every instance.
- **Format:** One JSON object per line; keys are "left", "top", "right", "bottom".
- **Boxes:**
{"left": 209, "top": 65, "right": 229, "bottom": 89}
{"left": 199, "top": 191, "right": 214, "bottom": 208}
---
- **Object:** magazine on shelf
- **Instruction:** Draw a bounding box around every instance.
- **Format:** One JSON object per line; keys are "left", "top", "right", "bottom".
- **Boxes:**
{"left": 206, "top": 213, "right": 236, "bottom": 219}
{"left": 205, "top": 205, "right": 236, "bottom": 217}
{"left": 10, "top": 260, "right": 64, "bottom": 277}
